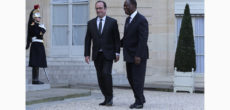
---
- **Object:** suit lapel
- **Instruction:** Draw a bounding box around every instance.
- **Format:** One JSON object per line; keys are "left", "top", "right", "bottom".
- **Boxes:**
{"left": 124, "top": 13, "right": 139, "bottom": 36}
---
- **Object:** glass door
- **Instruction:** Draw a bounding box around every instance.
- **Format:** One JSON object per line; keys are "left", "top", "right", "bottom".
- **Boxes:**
{"left": 51, "top": 0, "right": 88, "bottom": 57}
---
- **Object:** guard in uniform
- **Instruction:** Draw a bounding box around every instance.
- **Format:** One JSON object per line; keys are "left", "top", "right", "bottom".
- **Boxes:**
{"left": 26, "top": 5, "right": 47, "bottom": 84}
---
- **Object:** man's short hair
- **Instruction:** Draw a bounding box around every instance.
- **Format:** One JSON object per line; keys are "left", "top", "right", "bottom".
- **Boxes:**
{"left": 128, "top": 0, "right": 137, "bottom": 8}
{"left": 96, "top": 0, "right": 107, "bottom": 9}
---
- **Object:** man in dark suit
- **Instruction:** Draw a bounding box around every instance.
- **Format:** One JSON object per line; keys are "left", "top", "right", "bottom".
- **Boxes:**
{"left": 84, "top": 0, "right": 120, "bottom": 106}
{"left": 121, "top": 0, "right": 149, "bottom": 109}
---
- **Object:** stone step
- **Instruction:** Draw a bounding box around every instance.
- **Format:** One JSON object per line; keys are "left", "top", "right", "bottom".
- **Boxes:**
{"left": 26, "top": 88, "right": 91, "bottom": 105}
{"left": 26, "top": 63, "right": 98, "bottom": 85}
{"left": 26, "top": 84, "right": 51, "bottom": 92}
{"left": 26, "top": 57, "right": 86, "bottom": 63}
{"left": 25, "top": 57, "right": 124, "bottom": 87}
{"left": 26, "top": 66, "right": 96, "bottom": 71}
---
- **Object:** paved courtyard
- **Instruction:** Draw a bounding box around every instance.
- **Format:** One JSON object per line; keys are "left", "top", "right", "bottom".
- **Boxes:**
{"left": 27, "top": 88, "right": 204, "bottom": 110}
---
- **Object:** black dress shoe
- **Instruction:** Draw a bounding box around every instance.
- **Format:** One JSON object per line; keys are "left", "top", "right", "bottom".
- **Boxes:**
{"left": 99, "top": 100, "right": 106, "bottom": 105}
{"left": 129, "top": 103, "right": 143, "bottom": 109}
{"left": 99, "top": 99, "right": 113, "bottom": 106}
{"left": 104, "top": 99, "right": 113, "bottom": 106}
{"left": 32, "top": 81, "right": 44, "bottom": 84}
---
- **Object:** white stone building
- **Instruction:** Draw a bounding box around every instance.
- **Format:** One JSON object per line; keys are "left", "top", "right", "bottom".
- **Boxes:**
{"left": 26, "top": 0, "right": 204, "bottom": 90}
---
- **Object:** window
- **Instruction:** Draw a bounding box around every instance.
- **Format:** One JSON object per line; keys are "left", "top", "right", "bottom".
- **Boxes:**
{"left": 51, "top": 0, "right": 88, "bottom": 56}
{"left": 176, "top": 15, "right": 204, "bottom": 74}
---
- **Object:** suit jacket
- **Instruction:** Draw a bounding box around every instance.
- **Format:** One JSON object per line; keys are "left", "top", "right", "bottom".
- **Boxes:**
{"left": 84, "top": 16, "right": 120, "bottom": 60}
{"left": 121, "top": 12, "right": 149, "bottom": 62}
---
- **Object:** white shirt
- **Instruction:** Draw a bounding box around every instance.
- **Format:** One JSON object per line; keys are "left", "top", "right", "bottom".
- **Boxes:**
{"left": 129, "top": 10, "right": 138, "bottom": 23}
{"left": 97, "top": 16, "right": 106, "bottom": 33}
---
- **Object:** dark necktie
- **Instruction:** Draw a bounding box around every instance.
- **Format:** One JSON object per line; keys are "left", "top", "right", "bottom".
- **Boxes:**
{"left": 125, "top": 16, "right": 131, "bottom": 29}
{"left": 99, "top": 19, "right": 103, "bottom": 35}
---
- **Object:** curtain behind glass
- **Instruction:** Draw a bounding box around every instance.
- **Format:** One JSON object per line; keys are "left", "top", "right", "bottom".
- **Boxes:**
{"left": 52, "top": 0, "right": 68, "bottom": 3}
{"left": 52, "top": 5, "right": 69, "bottom": 46}
{"left": 195, "top": 17, "right": 204, "bottom": 73}
{"left": 72, "top": 4, "right": 88, "bottom": 46}
{"left": 72, "top": 0, "right": 88, "bottom": 3}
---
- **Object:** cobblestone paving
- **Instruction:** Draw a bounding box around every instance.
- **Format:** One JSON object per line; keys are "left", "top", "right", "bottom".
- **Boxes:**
{"left": 27, "top": 88, "right": 204, "bottom": 110}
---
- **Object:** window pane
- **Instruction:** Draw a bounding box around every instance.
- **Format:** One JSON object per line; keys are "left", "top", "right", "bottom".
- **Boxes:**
{"left": 53, "top": 26, "right": 68, "bottom": 46}
{"left": 72, "top": 4, "right": 88, "bottom": 24}
{"left": 52, "top": 0, "right": 68, "bottom": 3}
{"left": 195, "top": 17, "right": 204, "bottom": 36}
{"left": 53, "top": 5, "right": 68, "bottom": 24}
{"left": 72, "top": 0, "right": 88, "bottom": 2}
{"left": 196, "top": 55, "right": 204, "bottom": 73}
{"left": 177, "top": 17, "right": 182, "bottom": 36}
{"left": 195, "top": 36, "right": 204, "bottom": 55}
{"left": 72, "top": 25, "right": 87, "bottom": 45}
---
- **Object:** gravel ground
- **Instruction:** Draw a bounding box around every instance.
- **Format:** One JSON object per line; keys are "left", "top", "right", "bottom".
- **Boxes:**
{"left": 27, "top": 88, "right": 204, "bottom": 110}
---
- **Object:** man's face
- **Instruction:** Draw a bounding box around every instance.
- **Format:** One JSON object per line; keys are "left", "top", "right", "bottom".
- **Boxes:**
{"left": 123, "top": 0, "right": 132, "bottom": 15}
{"left": 34, "top": 17, "right": 41, "bottom": 22}
{"left": 95, "top": 2, "right": 106, "bottom": 18}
